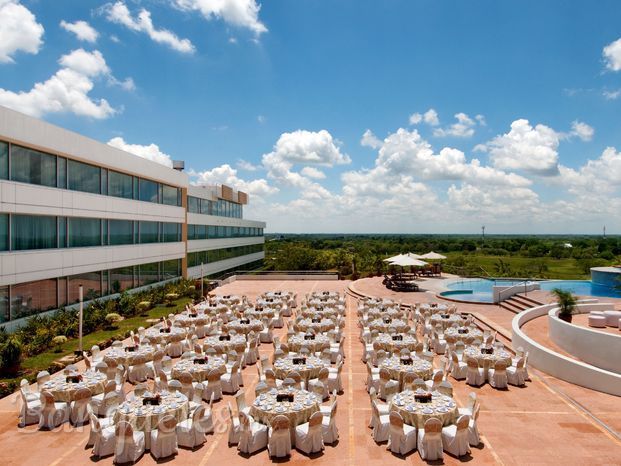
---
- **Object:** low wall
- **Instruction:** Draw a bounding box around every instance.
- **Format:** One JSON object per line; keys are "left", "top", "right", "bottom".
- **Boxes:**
{"left": 234, "top": 274, "right": 339, "bottom": 281}
{"left": 512, "top": 301, "right": 621, "bottom": 396}
{"left": 494, "top": 282, "right": 540, "bottom": 303}
{"left": 548, "top": 304, "right": 620, "bottom": 374}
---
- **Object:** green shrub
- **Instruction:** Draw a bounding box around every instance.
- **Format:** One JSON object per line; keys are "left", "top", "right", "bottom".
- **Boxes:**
{"left": 0, "top": 337, "right": 22, "bottom": 375}
{"left": 105, "top": 313, "right": 122, "bottom": 329}
{"left": 52, "top": 335, "right": 67, "bottom": 353}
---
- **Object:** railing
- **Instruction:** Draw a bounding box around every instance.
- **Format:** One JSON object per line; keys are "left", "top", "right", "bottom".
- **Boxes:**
{"left": 215, "top": 270, "right": 339, "bottom": 283}
{"left": 495, "top": 279, "right": 540, "bottom": 303}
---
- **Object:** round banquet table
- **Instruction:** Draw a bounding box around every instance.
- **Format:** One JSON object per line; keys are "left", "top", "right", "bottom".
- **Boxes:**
{"left": 250, "top": 387, "right": 320, "bottom": 429}
{"left": 364, "top": 307, "right": 406, "bottom": 320}
{"left": 223, "top": 318, "right": 263, "bottom": 335}
{"left": 273, "top": 355, "right": 328, "bottom": 382}
{"left": 295, "top": 318, "right": 336, "bottom": 333}
{"left": 444, "top": 327, "right": 483, "bottom": 344}
{"left": 300, "top": 307, "right": 341, "bottom": 319}
{"left": 243, "top": 308, "right": 276, "bottom": 320}
{"left": 256, "top": 297, "right": 286, "bottom": 308}
{"left": 419, "top": 303, "right": 450, "bottom": 313}
{"left": 114, "top": 391, "right": 189, "bottom": 433}
{"left": 104, "top": 346, "right": 155, "bottom": 366}
{"left": 390, "top": 389, "right": 458, "bottom": 427}
{"left": 430, "top": 314, "right": 467, "bottom": 330}
{"left": 203, "top": 334, "right": 248, "bottom": 354}
{"left": 40, "top": 372, "right": 106, "bottom": 402}
{"left": 368, "top": 318, "right": 409, "bottom": 333}
{"left": 380, "top": 356, "right": 433, "bottom": 388}
{"left": 144, "top": 326, "right": 186, "bottom": 345}
{"left": 463, "top": 346, "right": 513, "bottom": 370}
{"left": 174, "top": 313, "right": 208, "bottom": 328}
{"left": 194, "top": 302, "right": 228, "bottom": 315}
{"left": 212, "top": 295, "right": 241, "bottom": 306}
{"left": 171, "top": 356, "right": 226, "bottom": 382}
{"left": 373, "top": 333, "right": 419, "bottom": 353}
{"left": 287, "top": 334, "right": 331, "bottom": 353}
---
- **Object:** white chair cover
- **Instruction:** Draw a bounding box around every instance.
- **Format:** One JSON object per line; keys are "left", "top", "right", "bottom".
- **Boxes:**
{"left": 295, "top": 411, "right": 324, "bottom": 455}
{"left": 268, "top": 415, "right": 292, "bottom": 458}
{"left": 114, "top": 421, "right": 145, "bottom": 464}
{"left": 417, "top": 417, "right": 443, "bottom": 461}
{"left": 150, "top": 415, "right": 178, "bottom": 459}
{"left": 441, "top": 415, "right": 471, "bottom": 457}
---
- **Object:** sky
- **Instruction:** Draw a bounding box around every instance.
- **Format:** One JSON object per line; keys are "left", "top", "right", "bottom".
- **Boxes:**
{"left": 1, "top": 1, "right": 621, "bottom": 234}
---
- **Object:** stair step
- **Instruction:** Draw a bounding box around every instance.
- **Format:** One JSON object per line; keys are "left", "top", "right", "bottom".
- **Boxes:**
{"left": 515, "top": 294, "right": 543, "bottom": 306}
{"left": 499, "top": 301, "right": 523, "bottom": 314}
{"left": 510, "top": 296, "right": 539, "bottom": 309}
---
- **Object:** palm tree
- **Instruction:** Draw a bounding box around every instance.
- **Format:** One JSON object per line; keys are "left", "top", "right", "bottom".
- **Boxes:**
{"left": 550, "top": 288, "right": 577, "bottom": 323}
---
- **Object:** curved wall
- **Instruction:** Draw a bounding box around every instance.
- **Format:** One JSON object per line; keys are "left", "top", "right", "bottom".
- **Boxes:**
{"left": 591, "top": 267, "right": 621, "bottom": 287}
{"left": 548, "top": 306, "right": 621, "bottom": 374}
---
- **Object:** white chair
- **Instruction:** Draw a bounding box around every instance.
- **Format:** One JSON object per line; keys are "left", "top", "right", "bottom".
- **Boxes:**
{"left": 38, "top": 391, "right": 69, "bottom": 430}
{"left": 91, "top": 387, "right": 121, "bottom": 417}
{"left": 458, "top": 392, "right": 478, "bottom": 417}
{"left": 371, "top": 401, "right": 390, "bottom": 443}
{"left": 227, "top": 402, "right": 242, "bottom": 446}
{"left": 327, "top": 361, "right": 344, "bottom": 393}
{"left": 177, "top": 405, "right": 209, "bottom": 448}
{"left": 450, "top": 352, "right": 468, "bottom": 380}
{"left": 128, "top": 355, "right": 149, "bottom": 384}
{"left": 145, "top": 350, "right": 164, "bottom": 379}
{"left": 417, "top": 417, "right": 443, "bottom": 461}
{"left": 89, "top": 413, "right": 115, "bottom": 458}
{"left": 70, "top": 387, "right": 92, "bottom": 426}
{"left": 295, "top": 411, "right": 324, "bottom": 455}
{"left": 36, "top": 371, "right": 51, "bottom": 392}
{"left": 20, "top": 379, "right": 39, "bottom": 403}
{"left": 322, "top": 399, "right": 339, "bottom": 444}
{"left": 18, "top": 388, "right": 41, "bottom": 427}
{"left": 507, "top": 357, "right": 527, "bottom": 386}
{"left": 205, "top": 369, "right": 223, "bottom": 401}
{"left": 238, "top": 411, "right": 268, "bottom": 455}
{"left": 488, "top": 360, "right": 508, "bottom": 389}
{"left": 378, "top": 368, "right": 399, "bottom": 401}
{"left": 235, "top": 390, "right": 251, "bottom": 417}
{"left": 465, "top": 359, "right": 485, "bottom": 387}
{"left": 150, "top": 415, "right": 178, "bottom": 460}
{"left": 221, "top": 361, "right": 241, "bottom": 394}
{"left": 368, "top": 388, "right": 389, "bottom": 430}
{"left": 259, "top": 320, "right": 274, "bottom": 343}
{"left": 424, "top": 370, "right": 444, "bottom": 391}
{"left": 91, "top": 345, "right": 102, "bottom": 363}
{"left": 308, "top": 367, "right": 330, "bottom": 400}
{"left": 441, "top": 415, "right": 471, "bottom": 457}
{"left": 388, "top": 411, "right": 417, "bottom": 455}
{"left": 468, "top": 404, "right": 481, "bottom": 446}
{"left": 268, "top": 415, "right": 292, "bottom": 458}
{"left": 114, "top": 421, "right": 145, "bottom": 464}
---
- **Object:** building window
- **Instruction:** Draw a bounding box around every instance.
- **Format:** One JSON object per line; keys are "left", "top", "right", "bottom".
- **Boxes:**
{"left": 68, "top": 159, "right": 101, "bottom": 194}
{"left": 57, "top": 157, "right": 67, "bottom": 189}
{"left": 139, "top": 221, "right": 159, "bottom": 243}
{"left": 0, "top": 214, "right": 7, "bottom": 251}
{"left": 68, "top": 271, "right": 101, "bottom": 303}
{"left": 0, "top": 286, "right": 8, "bottom": 323}
{"left": 161, "top": 184, "right": 179, "bottom": 206}
{"left": 110, "top": 266, "right": 134, "bottom": 293}
{"left": 161, "top": 259, "right": 181, "bottom": 280}
{"left": 139, "top": 178, "right": 159, "bottom": 203}
{"left": 0, "top": 141, "right": 7, "bottom": 180}
{"left": 11, "top": 214, "right": 57, "bottom": 250}
{"left": 188, "top": 196, "right": 199, "bottom": 213}
{"left": 68, "top": 217, "right": 101, "bottom": 247}
{"left": 162, "top": 222, "right": 181, "bottom": 242}
{"left": 138, "top": 262, "right": 159, "bottom": 286}
{"left": 10, "top": 145, "right": 57, "bottom": 187}
{"left": 109, "top": 219, "right": 133, "bottom": 245}
{"left": 10, "top": 278, "right": 58, "bottom": 321}
{"left": 108, "top": 170, "right": 134, "bottom": 199}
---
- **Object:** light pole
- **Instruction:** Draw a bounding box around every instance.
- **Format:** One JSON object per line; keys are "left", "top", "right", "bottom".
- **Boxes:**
{"left": 78, "top": 284, "right": 83, "bottom": 356}
{"left": 200, "top": 262, "right": 204, "bottom": 298}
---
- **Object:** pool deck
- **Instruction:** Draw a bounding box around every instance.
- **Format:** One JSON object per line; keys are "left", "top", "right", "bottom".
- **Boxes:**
{"left": 0, "top": 278, "right": 620, "bottom": 465}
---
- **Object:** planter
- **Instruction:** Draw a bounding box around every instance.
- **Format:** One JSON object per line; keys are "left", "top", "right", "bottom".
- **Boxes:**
{"left": 558, "top": 313, "right": 573, "bottom": 323}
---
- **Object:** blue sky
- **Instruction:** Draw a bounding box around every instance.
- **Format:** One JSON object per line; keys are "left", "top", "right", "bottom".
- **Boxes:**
{"left": 1, "top": 1, "right": 621, "bottom": 234}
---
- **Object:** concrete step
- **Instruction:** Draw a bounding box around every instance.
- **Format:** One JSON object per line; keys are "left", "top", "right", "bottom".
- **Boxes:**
{"left": 511, "top": 295, "right": 542, "bottom": 309}
{"left": 499, "top": 300, "right": 524, "bottom": 314}
{"left": 515, "top": 293, "right": 544, "bottom": 307}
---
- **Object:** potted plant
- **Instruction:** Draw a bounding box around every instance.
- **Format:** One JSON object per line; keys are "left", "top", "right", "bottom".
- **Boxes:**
{"left": 551, "top": 288, "right": 577, "bottom": 323}
{"left": 52, "top": 335, "right": 67, "bottom": 353}
{"left": 105, "top": 313, "right": 122, "bottom": 330}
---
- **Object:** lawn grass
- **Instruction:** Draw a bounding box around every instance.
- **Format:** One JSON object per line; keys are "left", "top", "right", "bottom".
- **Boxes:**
{"left": 3, "top": 297, "right": 192, "bottom": 386}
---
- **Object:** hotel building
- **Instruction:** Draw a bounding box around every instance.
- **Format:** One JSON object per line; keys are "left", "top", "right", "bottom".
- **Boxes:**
{"left": 0, "top": 106, "right": 265, "bottom": 330}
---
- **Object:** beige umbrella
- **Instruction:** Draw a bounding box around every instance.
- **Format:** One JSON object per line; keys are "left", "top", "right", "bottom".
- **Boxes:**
{"left": 383, "top": 254, "right": 407, "bottom": 263}
{"left": 420, "top": 251, "right": 447, "bottom": 260}
{"left": 406, "top": 252, "right": 424, "bottom": 259}
{"left": 390, "top": 256, "right": 428, "bottom": 267}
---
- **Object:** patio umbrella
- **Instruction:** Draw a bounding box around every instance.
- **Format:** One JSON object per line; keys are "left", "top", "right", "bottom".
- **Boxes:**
{"left": 383, "top": 254, "right": 407, "bottom": 262}
{"left": 420, "top": 251, "right": 447, "bottom": 260}
{"left": 406, "top": 252, "right": 424, "bottom": 259}
{"left": 389, "top": 256, "right": 428, "bottom": 267}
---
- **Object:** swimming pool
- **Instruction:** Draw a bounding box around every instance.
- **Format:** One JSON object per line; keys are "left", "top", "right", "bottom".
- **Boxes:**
{"left": 440, "top": 278, "right": 621, "bottom": 303}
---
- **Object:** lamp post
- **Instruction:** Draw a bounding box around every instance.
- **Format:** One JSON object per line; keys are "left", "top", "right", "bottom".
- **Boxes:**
{"left": 78, "top": 284, "right": 83, "bottom": 355}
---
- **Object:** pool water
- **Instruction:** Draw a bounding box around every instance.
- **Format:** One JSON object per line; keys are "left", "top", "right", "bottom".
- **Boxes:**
{"left": 441, "top": 278, "right": 621, "bottom": 303}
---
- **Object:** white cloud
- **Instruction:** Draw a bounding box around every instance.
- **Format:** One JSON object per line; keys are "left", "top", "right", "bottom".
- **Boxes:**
{"left": 107, "top": 137, "right": 173, "bottom": 167}
{"left": 409, "top": 108, "right": 439, "bottom": 126}
{"left": 0, "top": 0, "right": 44, "bottom": 63}
{"left": 603, "top": 89, "right": 621, "bottom": 100}
{"left": 433, "top": 112, "right": 479, "bottom": 138}
{"left": 479, "top": 119, "right": 560, "bottom": 176}
{"left": 569, "top": 120, "right": 594, "bottom": 142}
{"left": 104, "top": 1, "right": 195, "bottom": 54}
{"left": 558, "top": 147, "right": 621, "bottom": 195}
{"left": 0, "top": 48, "right": 119, "bottom": 118}
{"left": 60, "top": 20, "right": 98, "bottom": 43}
{"left": 190, "top": 164, "right": 278, "bottom": 198}
{"left": 603, "top": 37, "right": 621, "bottom": 71}
{"left": 360, "top": 129, "right": 382, "bottom": 149}
{"left": 300, "top": 166, "right": 326, "bottom": 179}
{"left": 110, "top": 34, "right": 120, "bottom": 43}
{"left": 173, "top": 0, "right": 267, "bottom": 36}
{"left": 263, "top": 129, "right": 351, "bottom": 167}
{"left": 236, "top": 159, "right": 260, "bottom": 171}
{"left": 257, "top": 114, "right": 266, "bottom": 124}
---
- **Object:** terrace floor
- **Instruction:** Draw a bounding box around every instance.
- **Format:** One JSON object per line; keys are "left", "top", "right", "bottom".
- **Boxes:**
{"left": 0, "top": 278, "right": 620, "bottom": 465}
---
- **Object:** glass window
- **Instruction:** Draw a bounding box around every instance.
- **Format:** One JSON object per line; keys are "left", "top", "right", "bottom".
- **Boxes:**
{"left": 139, "top": 179, "right": 158, "bottom": 203}
{"left": 0, "top": 141, "right": 7, "bottom": 180}
{"left": 11, "top": 145, "right": 57, "bottom": 187}
{"left": 68, "top": 217, "right": 101, "bottom": 247}
{"left": 68, "top": 271, "right": 101, "bottom": 303}
{"left": 101, "top": 169, "right": 108, "bottom": 195}
{"left": 133, "top": 177, "right": 139, "bottom": 200}
{"left": 162, "top": 222, "right": 180, "bottom": 242}
{"left": 10, "top": 279, "right": 57, "bottom": 321}
{"left": 102, "top": 269, "right": 109, "bottom": 296}
{"left": 0, "top": 286, "right": 8, "bottom": 323}
{"left": 0, "top": 214, "right": 7, "bottom": 251}
{"left": 161, "top": 259, "right": 180, "bottom": 280}
{"left": 138, "top": 262, "right": 159, "bottom": 286}
{"left": 187, "top": 224, "right": 195, "bottom": 240}
{"left": 139, "top": 221, "right": 159, "bottom": 243}
{"left": 200, "top": 199, "right": 211, "bottom": 215}
{"left": 11, "top": 214, "right": 57, "bottom": 250}
{"left": 58, "top": 216, "right": 67, "bottom": 248}
{"left": 110, "top": 266, "right": 134, "bottom": 293}
{"left": 68, "top": 159, "right": 100, "bottom": 194}
{"left": 108, "top": 171, "right": 133, "bottom": 199}
{"left": 188, "top": 196, "right": 199, "bottom": 213}
{"left": 57, "top": 157, "right": 67, "bottom": 189}
{"left": 162, "top": 185, "right": 178, "bottom": 206}
{"left": 208, "top": 226, "right": 216, "bottom": 238}
{"left": 109, "top": 219, "right": 133, "bottom": 245}
{"left": 58, "top": 277, "right": 67, "bottom": 308}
